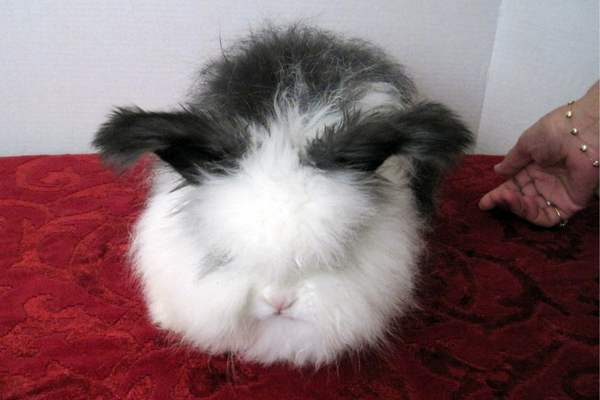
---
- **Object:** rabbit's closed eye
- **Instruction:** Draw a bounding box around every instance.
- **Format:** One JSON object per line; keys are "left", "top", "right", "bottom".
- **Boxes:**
{"left": 201, "top": 249, "right": 233, "bottom": 275}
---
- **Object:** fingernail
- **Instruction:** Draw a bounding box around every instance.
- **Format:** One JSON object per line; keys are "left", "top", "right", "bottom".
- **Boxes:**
{"left": 494, "top": 163, "right": 503, "bottom": 171}
{"left": 478, "top": 198, "right": 490, "bottom": 210}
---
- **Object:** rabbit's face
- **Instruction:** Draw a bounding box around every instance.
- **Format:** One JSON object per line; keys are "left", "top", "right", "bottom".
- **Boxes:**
{"left": 132, "top": 123, "right": 419, "bottom": 366}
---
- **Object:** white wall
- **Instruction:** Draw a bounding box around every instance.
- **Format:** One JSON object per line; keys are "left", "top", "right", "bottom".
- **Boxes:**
{"left": 478, "top": 0, "right": 599, "bottom": 154}
{"left": 0, "top": 1, "right": 597, "bottom": 156}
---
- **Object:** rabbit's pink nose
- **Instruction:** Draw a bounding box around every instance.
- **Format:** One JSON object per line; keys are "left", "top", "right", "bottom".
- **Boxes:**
{"left": 263, "top": 292, "right": 296, "bottom": 314}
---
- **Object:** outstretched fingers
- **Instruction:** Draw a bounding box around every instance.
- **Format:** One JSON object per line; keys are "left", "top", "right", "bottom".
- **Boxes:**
{"left": 478, "top": 172, "right": 568, "bottom": 227}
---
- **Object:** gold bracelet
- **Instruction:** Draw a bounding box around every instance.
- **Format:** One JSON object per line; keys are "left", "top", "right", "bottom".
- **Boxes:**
{"left": 566, "top": 100, "right": 599, "bottom": 167}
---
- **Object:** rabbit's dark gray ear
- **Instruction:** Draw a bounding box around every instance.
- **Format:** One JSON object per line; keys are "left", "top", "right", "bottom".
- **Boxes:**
{"left": 307, "top": 102, "right": 473, "bottom": 213}
{"left": 93, "top": 107, "right": 247, "bottom": 182}
{"left": 307, "top": 102, "right": 473, "bottom": 172}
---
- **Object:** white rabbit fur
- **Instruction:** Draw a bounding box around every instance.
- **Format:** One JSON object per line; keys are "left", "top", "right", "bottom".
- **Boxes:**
{"left": 94, "top": 25, "right": 472, "bottom": 366}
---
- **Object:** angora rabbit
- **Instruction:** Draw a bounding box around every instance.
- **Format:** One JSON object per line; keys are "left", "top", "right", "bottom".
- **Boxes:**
{"left": 94, "top": 25, "right": 472, "bottom": 367}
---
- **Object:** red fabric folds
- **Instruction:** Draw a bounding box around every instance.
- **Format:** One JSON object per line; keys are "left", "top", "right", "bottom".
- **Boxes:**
{"left": 0, "top": 154, "right": 597, "bottom": 399}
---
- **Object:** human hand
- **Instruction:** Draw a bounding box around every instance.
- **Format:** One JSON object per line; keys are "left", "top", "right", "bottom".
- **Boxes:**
{"left": 479, "top": 82, "right": 599, "bottom": 227}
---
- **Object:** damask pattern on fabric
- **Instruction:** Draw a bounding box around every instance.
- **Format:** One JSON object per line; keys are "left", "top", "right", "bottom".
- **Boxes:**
{"left": 0, "top": 155, "right": 597, "bottom": 399}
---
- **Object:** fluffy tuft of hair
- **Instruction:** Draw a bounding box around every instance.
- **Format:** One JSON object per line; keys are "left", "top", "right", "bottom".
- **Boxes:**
{"left": 93, "top": 24, "right": 473, "bottom": 366}
{"left": 193, "top": 24, "right": 415, "bottom": 124}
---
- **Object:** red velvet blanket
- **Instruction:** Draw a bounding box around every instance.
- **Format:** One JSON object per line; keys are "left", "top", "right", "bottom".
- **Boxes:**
{"left": 1, "top": 155, "right": 597, "bottom": 400}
